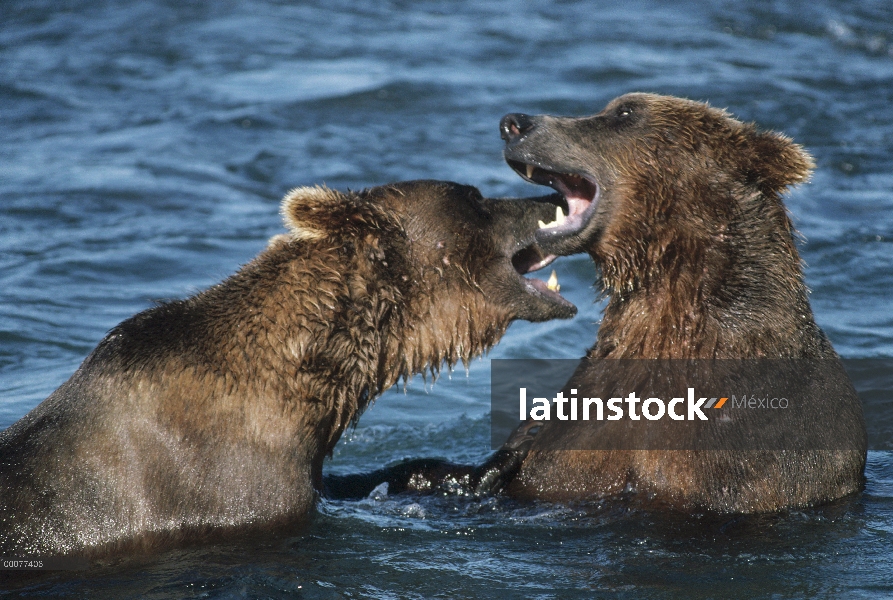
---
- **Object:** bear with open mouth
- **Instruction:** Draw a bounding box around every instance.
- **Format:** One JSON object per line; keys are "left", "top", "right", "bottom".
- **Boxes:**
{"left": 0, "top": 180, "right": 576, "bottom": 557}
{"left": 497, "top": 93, "right": 867, "bottom": 512}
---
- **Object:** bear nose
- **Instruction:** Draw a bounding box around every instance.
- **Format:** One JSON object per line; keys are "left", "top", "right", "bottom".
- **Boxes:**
{"left": 500, "top": 113, "right": 536, "bottom": 143}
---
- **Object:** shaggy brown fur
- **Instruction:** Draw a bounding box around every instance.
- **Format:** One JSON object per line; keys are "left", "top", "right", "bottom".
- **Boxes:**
{"left": 499, "top": 93, "right": 867, "bottom": 512}
{"left": 0, "top": 180, "right": 574, "bottom": 556}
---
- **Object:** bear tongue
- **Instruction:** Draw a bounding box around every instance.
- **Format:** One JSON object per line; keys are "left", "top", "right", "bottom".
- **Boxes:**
{"left": 566, "top": 195, "right": 591, "bottom": 219}
{"left": 552, "top": 173, "right": 595, "bottom": 216}
{"left": 517, "top": 162, "right": 598, "bottom": 235}
{"left": 537, "top": 193, "right": 590, "bottom": 233}
{"left": 532, "top": 169, "right": 599, "bottom": 239}
{"left": 527, "top": 168, "right": 594, "bottom": 217}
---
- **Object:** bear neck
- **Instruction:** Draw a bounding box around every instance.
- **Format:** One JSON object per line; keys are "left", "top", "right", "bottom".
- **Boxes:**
{"left": 593, "top": 191, "right": 819, "bottom": 360}
{"left": 205, "top": 235, "right": 511, "bottom": 455}
{"left": 381, "top": 290, "right": 511, "bottom": 390}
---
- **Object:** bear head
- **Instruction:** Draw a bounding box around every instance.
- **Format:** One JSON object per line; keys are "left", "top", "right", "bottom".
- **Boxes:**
{"left": 281, "top": 180, "right": 577, "bottom": 331}
{"left": 499, "top": 93, "right": 814, "bottom": 296}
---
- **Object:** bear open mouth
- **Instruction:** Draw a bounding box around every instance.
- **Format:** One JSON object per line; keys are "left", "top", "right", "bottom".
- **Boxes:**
{"left": 511, "top": 242, "right": 575, "bottom": 312}
{"left": 506, "top": 160, "right": 600, "bottom": 243}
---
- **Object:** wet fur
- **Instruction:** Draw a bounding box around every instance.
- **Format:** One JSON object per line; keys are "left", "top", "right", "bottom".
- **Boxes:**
{"left": 0, "top": 180, "right": 565, "bottom": 556}
{"left": 503, "top": 94, "right": 867, "bottom": 512}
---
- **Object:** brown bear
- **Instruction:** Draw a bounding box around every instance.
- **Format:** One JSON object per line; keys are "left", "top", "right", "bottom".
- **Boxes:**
{"left": 496, "top": 93, "right": 867, "bottom": 512}
{"left": 0, "top": 180, "right": 576, "bottom": 557}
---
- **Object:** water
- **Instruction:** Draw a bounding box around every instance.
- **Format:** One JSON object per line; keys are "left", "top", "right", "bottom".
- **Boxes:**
{"left": 2, "top": 0, "right": 892, "bottom": 596}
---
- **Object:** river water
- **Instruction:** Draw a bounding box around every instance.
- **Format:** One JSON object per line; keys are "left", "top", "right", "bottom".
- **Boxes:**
{"left": 2, "top": 0, "right": 892, "bottom": 597}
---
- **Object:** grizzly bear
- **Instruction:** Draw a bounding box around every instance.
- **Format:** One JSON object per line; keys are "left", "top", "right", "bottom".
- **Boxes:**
{"left": 495, "top": 93, "right": 867, "bottom": 512}
{"left": 0, "top": 180, "right": 576, "bottom": 557}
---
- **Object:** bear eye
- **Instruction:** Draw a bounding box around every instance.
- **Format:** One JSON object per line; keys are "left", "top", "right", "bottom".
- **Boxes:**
{"left": 616, "top": 105, "right": 633, "bottom": 118}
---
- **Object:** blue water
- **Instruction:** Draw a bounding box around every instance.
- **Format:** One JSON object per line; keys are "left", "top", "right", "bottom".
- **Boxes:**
{"left": 2, "top": 0, "right": 892, "bottom": 597}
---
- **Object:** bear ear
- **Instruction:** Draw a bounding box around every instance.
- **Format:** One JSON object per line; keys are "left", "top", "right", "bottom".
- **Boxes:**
{"left": 747, "top": 130, "right": 815, "bottom": 193}
{"left": 280, "top": 185, "right": 350, "bottom": 241}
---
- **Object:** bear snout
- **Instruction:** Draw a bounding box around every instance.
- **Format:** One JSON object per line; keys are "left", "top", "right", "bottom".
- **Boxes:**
{"left": 500, "top": 113, "right": 537, "bottom": 143}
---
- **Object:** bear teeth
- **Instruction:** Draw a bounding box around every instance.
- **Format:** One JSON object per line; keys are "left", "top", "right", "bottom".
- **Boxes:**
{"left": 547, "top": 270, "right": 560, "bottom": 292}
{"left": 526, "top": 164, "right": 535, "bottom": 179}
{"left": 537, "top": 206, "right": 567, "bottom": 230}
